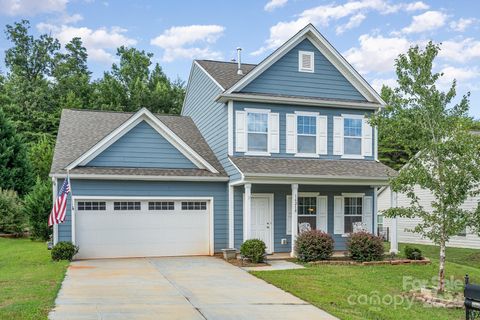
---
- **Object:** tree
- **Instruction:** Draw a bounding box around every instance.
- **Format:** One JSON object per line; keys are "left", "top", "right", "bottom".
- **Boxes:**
{"left": 24, "top": 178, "right": 52, "bottom": 240}
{"left": 0, "top": 108, "right": 33, "bottom": 195}
{"left": 371, "top": 42, "right": 480, "bottom": 293}
{"left": 28, "top": 134, "right": 54, "bottom": 181}
{"left": 0, "top": 188, "right": 25, "bottom": 235}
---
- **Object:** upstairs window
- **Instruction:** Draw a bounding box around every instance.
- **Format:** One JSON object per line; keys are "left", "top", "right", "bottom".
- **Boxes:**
{"left": 298, "top": 51, "right": 314, "bottom": 73}
{"left": 247, "top": 112, "right": 268, "bottom": 153}
{"left": 297, "top": 115, "right": 316, "bottom": 154}
{"left": 344, "top": 118, "right": 362, "bottom": 155}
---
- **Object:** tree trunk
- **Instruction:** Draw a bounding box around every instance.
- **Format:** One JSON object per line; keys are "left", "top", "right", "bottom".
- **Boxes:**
{"left": 438, "top": 240, "right": 446, "bottom": 293}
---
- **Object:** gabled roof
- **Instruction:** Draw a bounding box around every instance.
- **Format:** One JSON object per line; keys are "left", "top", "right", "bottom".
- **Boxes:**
{"left": 195, "top": 60, "right": 256, "bottom": 90}
{"left": 50, "top": 109, "right": 226, "bottom": 178}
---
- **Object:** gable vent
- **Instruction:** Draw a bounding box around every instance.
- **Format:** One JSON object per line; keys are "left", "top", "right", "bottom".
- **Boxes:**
{"left": 299, "top": 51, "right": 314, "bottom": 73}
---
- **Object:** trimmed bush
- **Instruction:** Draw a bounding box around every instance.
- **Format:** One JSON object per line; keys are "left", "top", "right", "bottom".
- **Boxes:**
{"left": 240, "top": 239, "right": 266, "bottom": 263}
{"left": 0, "top": 189, "right": 25, "bottom": 235}
{"left": 347, "top": 231, "right": 384, "bottom": 262}
{"left": 404, "top": 246, "right": 423, "bottom": 260}
{"left": 51, "top": 242, "right": 79, "bottom": 261}
{"left": 295, "top": 230, "right": 334, "bottom": 262}
{"left": 24, "top": 178, "right": 52, "bottom": 240}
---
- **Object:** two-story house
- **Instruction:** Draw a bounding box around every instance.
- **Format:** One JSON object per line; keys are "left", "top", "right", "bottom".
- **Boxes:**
{"left": 50, "top": 24, "right": 395, "bottom": 259}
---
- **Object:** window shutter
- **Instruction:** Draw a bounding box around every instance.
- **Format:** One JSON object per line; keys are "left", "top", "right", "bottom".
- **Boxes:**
{"left": 363, "top": 196, "right": 373, "bottom": 233}
{"left": 316, "top": 115, "right": 328, "bottom": 155}
{"left": 268, "top": 113, "right": 280, "bottom": 153}
{"left": 235, "top": 111, "right": 246, "bottom": 152}
{"left": 362, "top": 118, "right": 373, "bottom": 157}
{"left": 334, "top": 196, "right": 344, "bottom": 234}
{"left": 317, "top": 196, "right": 328, "bottom": 232}
{"left": 286, "top": 114, "right": 297, "bottom": 154}
{"left": 333, "top": 116, "right": 343, "bottom": 155}
{"left": 286, "top": 196, "right": 292, "bottom": 235}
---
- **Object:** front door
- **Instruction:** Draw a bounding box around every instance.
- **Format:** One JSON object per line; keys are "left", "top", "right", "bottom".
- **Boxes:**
{"left": 250, "top": 194, "right": 273, "bottom": 253}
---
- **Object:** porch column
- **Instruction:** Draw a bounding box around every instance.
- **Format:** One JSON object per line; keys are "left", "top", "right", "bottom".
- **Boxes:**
{"left": 390, "top": 190, "right": 399, "bottom": 254}
{"left": 228, "top": 184, "right": 234, "bottom": 248}
{"left": 243, "top": 183, "right": 252, "bottom": 242}
{"left": 291, "top": 184, "right": 298, "bottom": 257}
{"left": 373, "top": 187, "right": 378, "bottom": 235}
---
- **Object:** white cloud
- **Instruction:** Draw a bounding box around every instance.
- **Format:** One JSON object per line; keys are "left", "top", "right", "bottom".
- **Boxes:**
{"left": 336, "top": 13, "right": 366, "bottom": 34}
{"left": 371, "top": 77, "right": 398, "bottom": 92}
{"left": 401, "top": 11, "right": 448, "bottom": 34}
{"left": 264, "top": 0, "right": 287, "bottom": 12}
{"left": 0, "top": 0, "right": 67, "bottom": 16}
{"left": 37, "top": 23, "right": 137, "bottom": 63}
{"left": 343, "top": 34, "right": 412, "bottom": 74}
{"left": 252, "top": 0, "right": 431, "bottom": 55}
{"left": 150, "top": 25, "right": 225, "bottom": 62}
{"left": 404, "top": 1, "right": 429, "bottom": 11}
{"left": 60, "top": 13, "right": 83, "bottom": 24}
{"left": 439, "top": 38, "right": 480, "bottom": 63}
{"left": 450, "top": 18, "right": 477, "bottom": 32}
{"left": 437, "top": 65, "right": 480, "bottom": 91}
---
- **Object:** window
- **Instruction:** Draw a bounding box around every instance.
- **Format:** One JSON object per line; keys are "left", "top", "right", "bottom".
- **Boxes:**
{"left": 299, "top": 51, "right": 314, "bottom": 72}
{"left": 297, "top": 115, "right": 316, "bottom": 154}
{"left": 247, "top": 112, "right": 268, "bottom": 152}
{"left": 114, "top": 201, "right": 141, "bottom": 211}
{"left": 344, "top": 197, "right": 362, "bottom": 233}
{"left": 298, "top": 196, "right": 317, "bottom": 230}
{"left": 181, "top": 201, "right": 207, "bottom": 210}
{"left": 148, "top": 202, "right": 174, "bottom": 211}
{"left": 344, "top": 118, "right": 362, "bottom": 155}
{"left": 77, "top": 201, "right": 106, "bottom": 211}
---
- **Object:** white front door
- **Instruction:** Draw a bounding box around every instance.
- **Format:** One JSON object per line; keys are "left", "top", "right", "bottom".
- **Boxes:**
{"left": 250, "top": 194, "right": 274, "bottom": 253}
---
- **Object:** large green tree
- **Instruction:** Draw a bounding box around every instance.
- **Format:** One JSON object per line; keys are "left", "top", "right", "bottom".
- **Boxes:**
{"left": 372, "top": 42, "right": 480, "bottom": 293}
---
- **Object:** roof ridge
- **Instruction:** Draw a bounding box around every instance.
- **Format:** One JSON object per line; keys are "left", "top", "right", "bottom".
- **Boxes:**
{"left": 196, "top": 59, "right": 257, "bottom": 66}
{"left": 63, "top": 108, "right": 186, "bottom": 118}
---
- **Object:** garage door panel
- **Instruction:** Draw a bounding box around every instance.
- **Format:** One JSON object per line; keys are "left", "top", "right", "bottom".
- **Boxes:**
{"left": 75, "top": 199, "right": 210, "bottom": 259}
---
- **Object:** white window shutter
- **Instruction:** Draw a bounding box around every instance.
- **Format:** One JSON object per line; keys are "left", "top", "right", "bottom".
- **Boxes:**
{"left": 316, "top": 116, "right": 328, "bottom": 155}
{"left": 362, "top": 118, "right": 373, "bottom": 157}
{"left": 363, "top": 196, "right": 373, "bottom": 233}
{"left": 268, "top": 113, "right": 280, "bottom": 153}
{"left": 317, "top": 196, "right": 328, "bottom": 232}
{"left": 286, "top": 114, "right": 297, "bottom": 154}
{"left": 286, "top": 196, "right": 292, "bottom": 235}
{"left": 334, "top": 196, "right": 344, "bottom": 234}
{"left": 235, "top": 111, "right": 246, "bottom": 152}
{"left": 333, "top": 116, "right": 343, "bottom": 155}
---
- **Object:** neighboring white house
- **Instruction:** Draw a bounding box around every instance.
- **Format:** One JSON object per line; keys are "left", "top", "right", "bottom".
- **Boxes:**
{"left": 378, "top": 186, "right": 480, "bottom": 249}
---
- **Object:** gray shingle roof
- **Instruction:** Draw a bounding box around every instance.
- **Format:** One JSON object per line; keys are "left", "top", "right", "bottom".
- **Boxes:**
{"left": 50, "top": 109, "right": 226, "bottom": 177}
{"left": 196, "top": 60, "right": 256, "bottom": 90}
{"left": 230, "top": 156, "right": 396, "bottom": 179}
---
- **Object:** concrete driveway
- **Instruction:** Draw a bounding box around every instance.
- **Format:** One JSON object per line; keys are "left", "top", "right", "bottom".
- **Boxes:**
{"left": 49, "top": 256, "right": 337, "bottom": 320}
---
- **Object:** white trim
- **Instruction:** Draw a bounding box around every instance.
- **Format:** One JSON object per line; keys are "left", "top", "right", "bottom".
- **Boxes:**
{"left": 298, "top": 50, "right": 314, "bottom": 73}
{"left": 193, "top": 61, "right": 225, "bottom": 91}
{"left": 373, "top": 187, "right": 378, "bottom": 235}
{"left": 244, "top": 177, "right": 390, "bottom": 186}
{"left": 294, "top": 111, "right": 319, "bottom": 116}
{"left": 228, "top": 184, "right": 234, "bottom": 248}
{"left": 341, "top": 193, "right": 365, "bottom": 197}
{"left": 227, "top": 157, "right": 245, "bottom": 181}
{"left": 218, "top": 93, "right": 382, "bottom": 110}
{"left": 228, "top": 100, "right": 234, "bottom": 156}
{"left": 251, "top": 193, "right": 275, "bottom": 254}
{"left": 341, "top": 113, "right": 364, "bottom": 119}
{"left": 299, "top": 192, "right": 320, "bottom": 196}
{"left": 72, "top": 196, "right": 215, "bottom": 256}
{"left": 224, "top": 24, "right": 385, "bottom": 105}
{"left": 291, "top": 184, "right": 298, "bottom": 257}
{"left": 52, "top": 177, "right": 58, "bottom": 245}
{"left": 374, "top": 127, "right": 379, "bottom": 161}
{"left": 50, "top": 174, "right": 228, "bottom": 182}
{"left": 294, "top": 153, "right": 319, "bottom": 158}
{"left": 243, "top": 183, "right": 252, "bottom": 242}
{"left": 66, "top": 108, "right": 219, "bottom": 174}
{"left": 341, "top": 155, "right": 365, "bottom": 160}
{"left": 244, "top": 108, "right": 271, "bottom": 113}
{"left": 245, "top": 151, "right": 271, "bottom": 156}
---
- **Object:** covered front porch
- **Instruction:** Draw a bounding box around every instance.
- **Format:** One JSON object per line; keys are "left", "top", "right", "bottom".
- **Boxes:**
{"left": 230, "top": 182, "right": 380, "bottom": 255}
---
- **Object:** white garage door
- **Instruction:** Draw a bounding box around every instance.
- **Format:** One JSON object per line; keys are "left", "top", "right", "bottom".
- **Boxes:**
{"left": 74, "top": 198, "right": 211, "bottom": 259}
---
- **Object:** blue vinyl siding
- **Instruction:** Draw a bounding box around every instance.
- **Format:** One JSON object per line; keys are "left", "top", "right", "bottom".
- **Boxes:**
{"left": 57, "top": 179, "right": 228, "bottom": 252}
{"left": 241, "top": 39, "right": 366, "bottom": 101}
{"left": 233, "top": 184, "right": 374, "bottom": 252}
{"left": 182, "top": 63, "right": 241, "bottom": 181}
{"left": 233, "top": 101, "right": 375, "bottom": 160}
{"left": 86, "top": 121, "right": 196, "bottom": 169}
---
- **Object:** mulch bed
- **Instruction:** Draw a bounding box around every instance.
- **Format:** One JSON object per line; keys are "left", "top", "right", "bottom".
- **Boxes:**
{"left": 309, "top": 257, "right": 431, "bottom": 266}
{"left": 226, "top": 258, "right": 270, "bottom": 268}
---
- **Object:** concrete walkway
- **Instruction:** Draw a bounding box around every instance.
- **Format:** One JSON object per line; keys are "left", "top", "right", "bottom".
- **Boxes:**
{"left": 49, "top": 256, "right": 337, "bottom": 320}
{"left": 242, "top": 259, "right": 305, "bottom": 271}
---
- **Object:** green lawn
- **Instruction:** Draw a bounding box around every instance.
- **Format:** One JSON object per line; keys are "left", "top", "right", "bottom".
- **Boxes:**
{"left": 0, "top": 238, "right": 69, "bottom": 320}
{"left": 253, "top": 243, "right": 480, "bottom": 320}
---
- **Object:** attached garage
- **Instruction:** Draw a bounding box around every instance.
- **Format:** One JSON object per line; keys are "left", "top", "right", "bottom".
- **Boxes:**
{"left": 73, "top": 197, "right": 213, "bottom": 259}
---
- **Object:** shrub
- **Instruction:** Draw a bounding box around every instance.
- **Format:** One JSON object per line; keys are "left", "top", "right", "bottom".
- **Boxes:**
{"left": 295, "top": 230, "right": 334, "bottom": 262}
{"left": 404, "top": 246, "right": 423, "bottom": 260}
{"left": 24, "top": 178, "right": 52, "bottom": 240}
{"left": 51, "top": 242, "right": 79, "bottom": 261}
{"left": 0, "top": 189, "right": 25, "bottom": 235}
{"left": 240, "top": 239, "right": 266, "bottom": 263}
{"left": 347, "top": 231, "right": 384, "bottom": 262}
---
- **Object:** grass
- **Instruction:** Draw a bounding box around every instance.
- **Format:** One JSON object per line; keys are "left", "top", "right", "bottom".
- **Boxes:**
{"left": 0, "top": 238, "right": 69, "bottom": 320}
{"left": 252, "top": 243, "right": 480, "bottom": 320}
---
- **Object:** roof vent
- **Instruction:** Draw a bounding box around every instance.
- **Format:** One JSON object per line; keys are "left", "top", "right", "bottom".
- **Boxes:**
{"left": 236, "top": 47, "right": 243, "bottom": 75}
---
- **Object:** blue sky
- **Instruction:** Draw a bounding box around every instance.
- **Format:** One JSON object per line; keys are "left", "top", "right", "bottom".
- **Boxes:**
{"left": 0, "top": 0, "right": 479, "bottom": 117}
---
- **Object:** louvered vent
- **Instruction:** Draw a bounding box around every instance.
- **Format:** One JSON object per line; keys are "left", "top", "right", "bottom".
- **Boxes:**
{"left": 298, "top": 51, "right": 314, "bottom": 73}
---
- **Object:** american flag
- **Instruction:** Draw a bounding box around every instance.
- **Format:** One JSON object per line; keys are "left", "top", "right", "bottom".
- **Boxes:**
{"left": 48, "top": 177, "right": 71, "bottom": 226}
